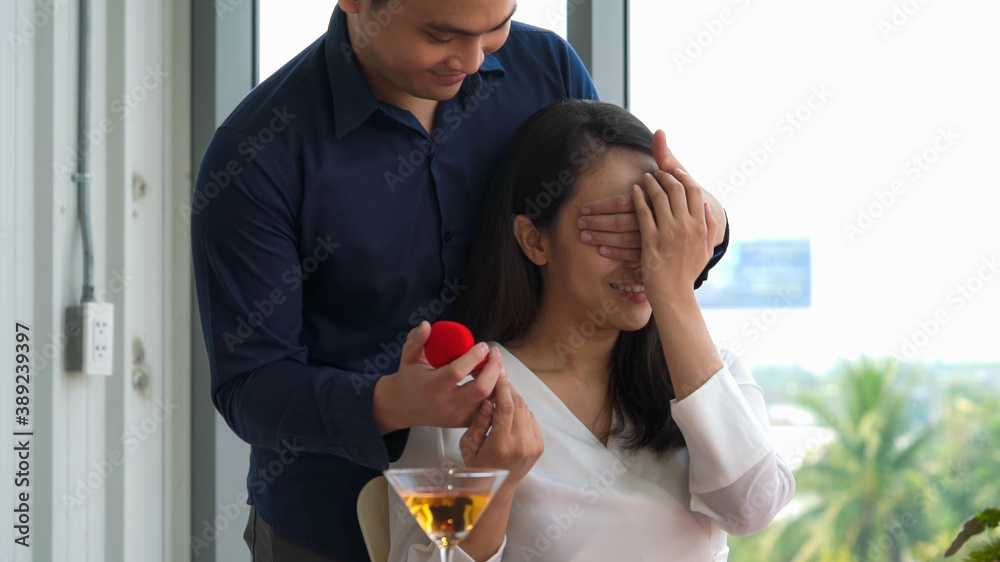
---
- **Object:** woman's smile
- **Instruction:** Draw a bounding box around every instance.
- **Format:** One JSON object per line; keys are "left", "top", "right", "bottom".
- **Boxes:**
{"left": 610, "top": 281, "right": 648, "bottom": 303}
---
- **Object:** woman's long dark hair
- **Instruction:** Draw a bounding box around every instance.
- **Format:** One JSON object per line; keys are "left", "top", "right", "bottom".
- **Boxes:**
{"left": 452, "top": 99, "right": 685, "bottom": 453}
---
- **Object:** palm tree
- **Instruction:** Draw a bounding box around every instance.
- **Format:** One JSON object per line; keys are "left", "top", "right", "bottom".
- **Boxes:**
{"left": 920, "top": 378, "right": 1000, "bottom": 558}
{"left": 735, "top": 357, "right": 937, "bottom": 562}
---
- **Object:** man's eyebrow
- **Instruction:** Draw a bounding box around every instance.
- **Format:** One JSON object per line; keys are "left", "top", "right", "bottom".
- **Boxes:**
{"left": 425, "top": 4, "right": 517, "bottom": 36}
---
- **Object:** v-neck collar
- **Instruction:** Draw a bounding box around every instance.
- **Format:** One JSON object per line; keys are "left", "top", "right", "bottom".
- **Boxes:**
{"left": 493, "top": 342, "right": 616, "bottom": 450}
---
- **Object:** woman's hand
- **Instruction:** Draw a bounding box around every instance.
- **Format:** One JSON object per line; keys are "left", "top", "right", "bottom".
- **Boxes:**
{"left": 577, "top": 130, "right": 727, "bottom": 263}
{"left": 631, "top": 169, "right": 720, "bottom": 303}
{"left": 459, "top": 373, "right": 544, "bottom": 486}
{"left": 451, "top": 374, "right": 542, "bottom": 561}
{"left": 632, "top": 169, "right": 724, "bottom": 400}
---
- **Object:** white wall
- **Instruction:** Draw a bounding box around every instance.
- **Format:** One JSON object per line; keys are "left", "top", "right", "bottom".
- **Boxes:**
{"left": 0, "top": 0, "right": 191, "bottom": 560}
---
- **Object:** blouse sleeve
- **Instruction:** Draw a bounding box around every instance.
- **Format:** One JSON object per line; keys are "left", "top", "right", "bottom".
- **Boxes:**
{"left": 669, "top": 348, "right": 796, "bottom": 536}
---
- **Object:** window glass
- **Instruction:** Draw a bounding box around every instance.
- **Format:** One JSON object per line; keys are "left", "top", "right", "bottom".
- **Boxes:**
{"left": 630, "top": 2, "right": 1000, "bottom": 560}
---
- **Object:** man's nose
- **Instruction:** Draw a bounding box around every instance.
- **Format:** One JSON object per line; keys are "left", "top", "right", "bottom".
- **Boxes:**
{"left": 447, "top": 38, "right": 485, "bottom": 74}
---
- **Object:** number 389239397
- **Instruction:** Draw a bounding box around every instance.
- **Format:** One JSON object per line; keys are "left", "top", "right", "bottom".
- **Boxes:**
{"left": 15, "top": 323, "right": 30, "bottom": 423}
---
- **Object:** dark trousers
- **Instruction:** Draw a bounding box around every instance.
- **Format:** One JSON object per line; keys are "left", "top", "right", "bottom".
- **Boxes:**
{"left": 244, "top": 506, "right": 348, "bottom": 561}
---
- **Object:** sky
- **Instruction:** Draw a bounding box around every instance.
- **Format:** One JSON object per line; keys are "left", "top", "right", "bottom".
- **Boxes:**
{"left": 259, "top": 1, "right": 1000, "bottom": 375}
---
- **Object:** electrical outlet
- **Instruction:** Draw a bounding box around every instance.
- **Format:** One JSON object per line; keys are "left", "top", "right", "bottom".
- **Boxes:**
{"left": 82, "top": 301, "right": 114, "bottom": 376}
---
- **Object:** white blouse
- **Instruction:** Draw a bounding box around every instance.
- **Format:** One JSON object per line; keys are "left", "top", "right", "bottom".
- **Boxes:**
{"left": 387, "top": 345, "right": 795, "bottom": 562}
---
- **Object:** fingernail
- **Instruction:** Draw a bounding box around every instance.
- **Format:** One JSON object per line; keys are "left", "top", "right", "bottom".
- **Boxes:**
{"left": 478, "top": 342, "right": 489, "bottom": 354}
{"left": 581, "top": 206, "right": 591, "bottom": 215}
{"left": 500, "top": 368, "right": 507, "bottom": 377}
{"left": 632, "top": 185, "right": 641, "bottom": 192}
{"left": 675, "top": 168, "right": 687, "bottom": 175}
{"left": 581, "top": 231, "right": 592, "bottom": 242}
{"left": 577, "top": 217, "right": 587, "bottom": 228}
{"left": 599, "top": 247, "right": 611, "bottom": 256}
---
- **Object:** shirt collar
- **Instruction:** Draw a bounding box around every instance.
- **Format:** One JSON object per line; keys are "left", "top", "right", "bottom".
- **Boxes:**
{"left": 457, "top": 54, "right": 506, "bottom": 109}
{"left": 324, "top": 6, "right": 507, "bottom": 139}
{"left": 324, "top": 7, "right": 381, "bottom": 139}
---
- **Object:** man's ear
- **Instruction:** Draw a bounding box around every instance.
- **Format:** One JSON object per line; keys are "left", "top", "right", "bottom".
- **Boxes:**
{"left": 337, "top": 0, "right": 362, "bottom": 15}
{"left": 512, "top": 215, "right": 548, "bottom": 266}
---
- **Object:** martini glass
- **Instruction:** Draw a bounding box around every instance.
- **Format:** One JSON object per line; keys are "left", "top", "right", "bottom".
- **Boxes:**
{"left": 384, "top": 467, "right": 508, "bottom": 562}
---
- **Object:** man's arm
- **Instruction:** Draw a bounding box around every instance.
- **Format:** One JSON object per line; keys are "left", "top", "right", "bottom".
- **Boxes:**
{"left": 191, "top": 127, "right": 502, "bottom": 468}
{"left": 191, "top": 126, "right": 405, "bottom": 469}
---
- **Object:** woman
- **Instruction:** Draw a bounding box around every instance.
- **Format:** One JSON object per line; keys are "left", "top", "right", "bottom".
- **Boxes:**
{"left": 387, "top": 99, "right": 795, "bottom": 562}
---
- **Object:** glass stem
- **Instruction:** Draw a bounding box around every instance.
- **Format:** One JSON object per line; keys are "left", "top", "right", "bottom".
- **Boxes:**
{"left": 439, "top": 545, "right": 452, "bottom": 562}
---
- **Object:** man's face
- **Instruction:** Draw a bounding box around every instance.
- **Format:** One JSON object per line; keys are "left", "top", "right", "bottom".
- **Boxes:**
{"left": 340, "top": 0, "right": 517, "bottom": 105}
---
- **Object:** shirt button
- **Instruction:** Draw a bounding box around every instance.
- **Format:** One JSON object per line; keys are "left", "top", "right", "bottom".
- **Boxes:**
{"left": 443, "top": 231, "right": 453, "bottom": 242}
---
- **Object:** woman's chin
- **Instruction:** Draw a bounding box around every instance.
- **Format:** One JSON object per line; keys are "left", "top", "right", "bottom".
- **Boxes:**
{"left": 613, "top": 312, "right": 653, "bottom": 332}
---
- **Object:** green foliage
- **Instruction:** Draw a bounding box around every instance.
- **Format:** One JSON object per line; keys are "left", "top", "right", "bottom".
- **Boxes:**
{"left": 963, "top": 539, "right": 1000, "bottom": 562}
{"left": 945, "top": 508, "right": 1000, "bottom": 561}
{"left": 749, "top": 364, "right": 819, "bottom": 406}
{"left": 729, "top": 357, "right": 1000, "bottom": 562}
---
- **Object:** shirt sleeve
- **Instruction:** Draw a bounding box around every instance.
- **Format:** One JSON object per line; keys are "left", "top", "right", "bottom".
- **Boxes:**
{"left": 694, "top": 216, "right": 730, "bottom": 290}
{"left": 190, "top": 126, "right": 407, "bottom": 470}
{"left": 669, "top": 348, "right": 796, "bottom": 536}
{"left": 559, "top": 36, "right": 599, "bottom": 101}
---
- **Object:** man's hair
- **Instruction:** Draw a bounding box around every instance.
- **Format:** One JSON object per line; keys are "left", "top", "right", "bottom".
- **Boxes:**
{"left": 451, "top": 99, "right": 688, "bottom": 454}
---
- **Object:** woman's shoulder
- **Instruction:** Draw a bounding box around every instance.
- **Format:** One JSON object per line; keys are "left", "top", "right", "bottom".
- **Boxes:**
{"left": 489, "top": 342, "right": 545, "bottom": 388}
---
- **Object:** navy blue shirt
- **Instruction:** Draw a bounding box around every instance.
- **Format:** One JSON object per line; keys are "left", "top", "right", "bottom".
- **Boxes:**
{"left": 192, "top": 7, "right": 725, "bottom": 561}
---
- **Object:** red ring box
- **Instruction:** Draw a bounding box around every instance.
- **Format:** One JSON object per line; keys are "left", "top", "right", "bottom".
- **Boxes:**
{"left": 425, "top": 321, "right": 488, "bottom": 371}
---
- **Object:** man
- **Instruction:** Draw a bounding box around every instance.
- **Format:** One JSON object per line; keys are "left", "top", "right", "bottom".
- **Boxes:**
{"left": 191, "top": 1, "right": 729, "bottom": 560}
